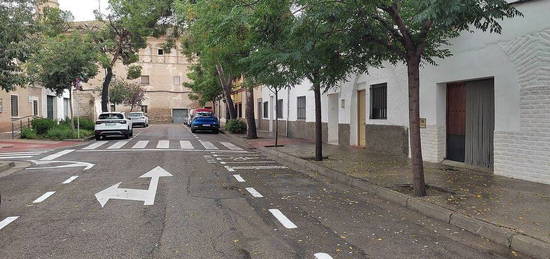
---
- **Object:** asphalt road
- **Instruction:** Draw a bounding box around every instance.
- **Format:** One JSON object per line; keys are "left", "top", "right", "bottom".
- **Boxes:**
{"left": 0, "top": 124, "right": 524, "bottom": 258}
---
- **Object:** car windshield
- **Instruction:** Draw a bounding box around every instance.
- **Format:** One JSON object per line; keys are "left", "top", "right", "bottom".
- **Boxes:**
{"left": 99, "top": 113, "right": 124, "bottom": 120}
{"left": 129, "top": 113, "right": 143, "bottom": 117}
{"left": 196, "top": 112, "right": 212, "bottom": 117}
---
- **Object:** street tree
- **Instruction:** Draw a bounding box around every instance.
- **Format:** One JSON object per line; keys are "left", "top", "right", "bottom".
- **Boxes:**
{"left": 108, "top": 79, "right": 128, "bottom": 111}
{"left": 185, "top": 64, "right": 223, "bottom": 109}
{"left": 123, "top": 81, "right": 146, "bottom": 112}
{"left": 93, "top": 0, "right": 173, "bottom": 112}
{"left": 27, "top": 33, "right": 100, "bottom": 128}
{"left": 337, "top": 0, "right": 522, "bottom": 196}
{"left": 0, "top": 0, "right": 38, "bottom": 91}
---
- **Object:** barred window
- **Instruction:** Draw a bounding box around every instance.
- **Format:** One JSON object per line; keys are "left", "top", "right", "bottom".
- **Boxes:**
{"left": 296, "top": 96, "right": 306, "bottom": 120}
{"left": 141, "top": 75, "right": 150, "bottom": 85}
{"left": 257, "top": 99, "right": 262, "bottom": 119}
{"left": 10, "top": 95, "right": 18, "bottom": 117}
{"left": 370, "top": 83, "right": 387, "bottom": 119}
{"left": 276, "top": 99, "right": 283, "bottom": 119}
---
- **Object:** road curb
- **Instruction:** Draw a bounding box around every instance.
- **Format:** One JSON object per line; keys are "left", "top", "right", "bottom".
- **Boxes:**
{"left": 0, "top": 161, "right": 15, "bottom": 172}
{"left": 221, "top": 133, "right": 550, "bottom": 259}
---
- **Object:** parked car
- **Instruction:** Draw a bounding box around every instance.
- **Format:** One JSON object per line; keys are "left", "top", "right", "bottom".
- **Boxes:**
{"left": 95, "top": 112, "right": 133, "bottom": 140}
{"left": 128, "top": 112, "right": 149, "bottom": 127}
{"left": 186, "top": 108, "right": 213, "bottom": 126}
{"left": 190, "top": 115, "right": 220, "bottom": 134}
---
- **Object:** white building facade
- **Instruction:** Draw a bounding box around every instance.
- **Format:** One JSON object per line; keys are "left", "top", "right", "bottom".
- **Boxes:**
{"left": 258, "top": 0, "right": 550, "bottom": 185}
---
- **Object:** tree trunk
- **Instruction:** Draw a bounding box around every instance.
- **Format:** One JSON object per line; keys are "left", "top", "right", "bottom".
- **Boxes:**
{"left": 216, "top": 64, "right": 237, "bottom": 119}
{"left": 407, "top": 56, "right": 427, "bottom": 197}
{"left": 313, "top": 82, "right": 323, "bottom": 161}
{"left": 274, "top": 90, "right": 279, "bottom": 147}
{"left": 101, "top": 67, "right": 113, "bottom": 112}
{"left": 245, "top": 87, "right": 257, "bottom": 139}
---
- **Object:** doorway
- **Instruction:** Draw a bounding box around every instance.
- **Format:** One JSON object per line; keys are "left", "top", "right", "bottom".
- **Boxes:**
{"left": 327, "top": 94, "right": 339, "bottom": 144}
{"left": 172, "top": 109, "right": 189, "bottom": 124}
{"left": 357, "top": 90, "right": 366, "bottom": 147}
{"left": 47, "top": 96, "right": 55, "bottom": 119}
{"left": 446, "top": 79, "right": 494, "bottom": 168}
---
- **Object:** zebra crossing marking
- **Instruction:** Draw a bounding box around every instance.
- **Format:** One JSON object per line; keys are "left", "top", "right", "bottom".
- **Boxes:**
{"left": 132, "top": 141, "right": 149, "bottom": 149}
{"left": 220, "top": 142, "right": 243, "bottom": 150}
{"left": 83, "top": 142, "right": 107, "bottom": 150}
{"left": 199, "top": 140, "right": 218, "bottom": 150}
{"left": 180, "top": 141, "right": 193, "bottom": 150}
{"left": 107, "top": 141, "right": 129, "bottom": 149}
{"left": 157, "top": 140, "right": 170, "bottom": 149}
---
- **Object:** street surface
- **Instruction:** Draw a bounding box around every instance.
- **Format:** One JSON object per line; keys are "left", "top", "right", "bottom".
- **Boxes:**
{"left": 0, "top": 124, "right": 522, "bottom": 258}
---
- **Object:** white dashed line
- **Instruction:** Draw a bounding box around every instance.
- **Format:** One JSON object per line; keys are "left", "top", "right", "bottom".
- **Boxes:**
{"left": 220, "top": 161, "right": 276, "bottom": 164}
{"left": 0, "top": 216, "right": 19, "bottom": 230}
{"left": 62, "top": 176, "right": 79, "bottom": 184}
{"left": 40, "top": 149, "right": 74, "bottom": 161}
{"left": 233, "top": 175, "right": 245, "bottom": 182}
{"left": 226, "top": 165, "right": 287, "bottom": 170}
{"left": 314, "top": 253, "right": 333, "bottom": 259}
{"left": 245, "top": 187, "right": 264, "bottom": 198}
{"left": 83, "top": 142, "right": 107, "bottom": 150}
{"left": 33, "top": 191, "right": 56, "bottom": 203}
{"left": 269, "top": 209, "right": 297, "bottom": 229}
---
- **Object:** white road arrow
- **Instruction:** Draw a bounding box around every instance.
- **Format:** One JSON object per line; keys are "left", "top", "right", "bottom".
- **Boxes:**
{"left": 95, "top": 166, "right": 173, "bottom": 207}
{"left": 27, "top": 160, "right": 95, "bottom": 170}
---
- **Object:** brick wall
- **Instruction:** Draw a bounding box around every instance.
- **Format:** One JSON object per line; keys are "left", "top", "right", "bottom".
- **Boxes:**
{"left": 420, "top": 125, "right": 446, "bottom": 163}
{"left": 495, "top": 28, "right": 550, "bottom": 183}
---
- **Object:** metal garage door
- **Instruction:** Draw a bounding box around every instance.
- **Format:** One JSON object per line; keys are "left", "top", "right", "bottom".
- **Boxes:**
{"left": 172, "top": 109, "right": 188, "bottom": 124}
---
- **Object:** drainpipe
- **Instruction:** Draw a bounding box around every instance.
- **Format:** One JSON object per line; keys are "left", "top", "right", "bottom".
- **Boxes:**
{"left": 286, "top": 87, "right": 290, "bottom": 137}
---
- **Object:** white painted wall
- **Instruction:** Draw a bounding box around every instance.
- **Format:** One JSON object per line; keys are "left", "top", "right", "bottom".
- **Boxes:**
{"left": 261, "top": 0, "right": 550, "bottom": 184}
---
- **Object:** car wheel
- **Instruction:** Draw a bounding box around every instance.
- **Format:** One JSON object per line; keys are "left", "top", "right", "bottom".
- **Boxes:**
{"left": 130, "top": 130, "right": 134, "bottom": 137}
{"left": 95, "top": 135, "right": 101, "bottom": 141}
{"left": 213, "top": 129, "right": 219, "bottom": 134}
{"left": 191, "top": 129, "right": 196, "bottom": 133}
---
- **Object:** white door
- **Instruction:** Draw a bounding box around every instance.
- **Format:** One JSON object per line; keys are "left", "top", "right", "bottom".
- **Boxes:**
{"left": 327, "top": 94, "right": 339, "bottom": 144}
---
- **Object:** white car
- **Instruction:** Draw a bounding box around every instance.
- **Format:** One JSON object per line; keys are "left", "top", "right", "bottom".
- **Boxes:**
{"left": 95, "top": 112, "right": 133, "bottom": 140}
{"left": 128, "top": 112, "right": 149, "bottom": 127}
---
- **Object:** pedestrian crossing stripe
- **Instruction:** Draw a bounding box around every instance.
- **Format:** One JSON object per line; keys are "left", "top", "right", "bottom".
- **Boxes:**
{"left": 80, "top": 139, "right": 244, "bottom": 151}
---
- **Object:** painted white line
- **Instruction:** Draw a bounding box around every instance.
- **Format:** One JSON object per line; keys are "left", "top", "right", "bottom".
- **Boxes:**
{"left": 220, "top": 142, "right": 243, "bottom": 150}
{"left": 83, "top": 142, "right": 107, "bottom": 150}
{"left": 314, "top": 253, "right": 333, "bottom": 259}
{"left": 0, "top": 216, "right": 19, "bottom": 230}
{"left": 107, "top": 141, "right": 129, "bottom": 149}
{"left": 268, "top": 209, "right": 297, "bottom": 229}
{"left": 220, "top": 161, "right": 276, "bottom": 164}
{"left": 132, "top": 141, "right": 149, "bottom": 149}
{"left": 62, "top": 176, "right": 79, "bottom": 184}
{"left": 157, "top": 140, "right": 170, "bottom": 149}
{"left": 226, "top": 165, "right": 287, "bottom": 170}
{"left": 224, "top": 166, "right": 235, "bottom": 172}
{"left": 199, "top": 140, "right": 218, "bottom": 150}
{"left": 0, "top": 151, "right": 43, "bottom": 155}
{"left": 33, "top": 191, "right": 56, "bottom": 203}
{"left": 40, "top": 149, "right": 74, "bottom": 161}
{"left": 76, "top": 149, "right": 250, "bottom": 153}
{"left": 245, "top": 187, "right": 264, "bottom": 198}
{"left": 179, "top": 140, "right": 194, "bottom": 150}
{"left": 233, "top": 174, "right": 245, "bottom": 182}
{"left": 0, "top": 156, "right": 33, "bottom": 159}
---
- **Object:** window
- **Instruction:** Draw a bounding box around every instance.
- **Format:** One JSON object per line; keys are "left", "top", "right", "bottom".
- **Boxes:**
{"left": 370, "top": 83, "right": 387, "bottom": 119}
{"left": 33, "top": 100, "right": 39, "bottom": 116}
{"left": 141, "top": 75, "right": 150, "bottom": 85}
{"left": 173, "top": 76, "right": 181, "bottom": 86}
{"left": 257, "top": 99, "right": 262, "bottom": 119}
{"left": 63, "top": 98, "right": 69, "bottom": 119}
{"left": 99, "top": 113, "right": 124, "bottom": 120}
{"left": 158, "top": 49, "right": 164, "bottom": 55}
{"left": 141, "top": 105, "right": 148, "bottom": 113}
{"left": 297, "top": 96, "right": 306, "bottom": 120}
{"left": 276, "top": 99, "right": 283, "bottom": 119}
{"left": 263, "top": 101, "right": 268, "bottom": 118}
{"left": 10, "top": 95, "right": 18, "bottom": 117}
{"left": 0, "top": 98, "right": 3, "bottom": 113}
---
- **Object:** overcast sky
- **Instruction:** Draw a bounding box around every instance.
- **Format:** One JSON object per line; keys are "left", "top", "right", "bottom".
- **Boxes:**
{"left": 58, "top": 0, "right": 110, "bottom": 21}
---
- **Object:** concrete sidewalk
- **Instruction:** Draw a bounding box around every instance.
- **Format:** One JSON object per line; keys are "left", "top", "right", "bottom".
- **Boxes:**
{"left": 227, "top": 131, "right": 550, "bottom": 258}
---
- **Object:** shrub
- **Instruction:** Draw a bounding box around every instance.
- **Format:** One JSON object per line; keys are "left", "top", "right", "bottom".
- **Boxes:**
{"left": 21, "top": 127, "right": 38, "bottom": 139}
{"left": 45, "top": 124, "right": 74, "bottom": 140}
{"left": 32, "top": 118, "right": 56, "bottom": 135}
{"left": 77, "top": 117, "right": 95, "bottom": 131}
{"left": 225, "top": 119, "right": 247, "bottom": 134}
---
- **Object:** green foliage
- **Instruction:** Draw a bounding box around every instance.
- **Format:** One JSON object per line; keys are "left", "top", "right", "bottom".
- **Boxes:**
{"left": 224, "top": 119, "right": 247, "bottom": 134}
{"left": 107, "top": 79, "right": 146, "bottom": 111}
{"left": 109, "top": 79, "right": 130, "bottom": 105}
{"left": 127, "top": 65, "right": 142, "bottom": 80}
{"left": 184, "top": 64, "right": 222, "bottom": 106}
{"left": 32, "top": 118, "right": 56, "bottom": 135}
{"left": 44, "top": 124, "right": 92, "bottom": 140}
{"left": 77, "top": 117, "right": 95, "bottom": 131}
{"left": 27, "top": 33, "right": 99, "bottom": 96}
{"left": 20, "top": 127, "right": 38, "bottom": 139}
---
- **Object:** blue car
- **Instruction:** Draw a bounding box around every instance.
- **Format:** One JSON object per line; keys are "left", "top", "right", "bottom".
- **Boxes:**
{"left": 191, "top": 115, "right": 220, "bottom": 134}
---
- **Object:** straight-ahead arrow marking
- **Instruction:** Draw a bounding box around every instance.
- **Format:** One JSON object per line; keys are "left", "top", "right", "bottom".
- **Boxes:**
{"left": 95, "top": 166, "right": 172, "bottom": 207}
